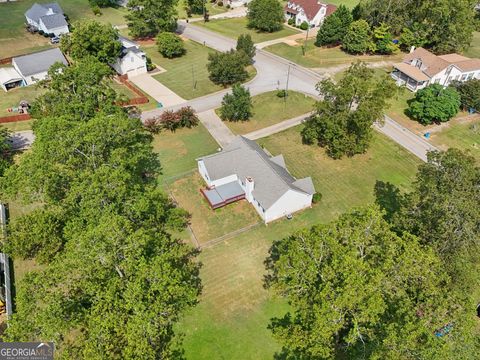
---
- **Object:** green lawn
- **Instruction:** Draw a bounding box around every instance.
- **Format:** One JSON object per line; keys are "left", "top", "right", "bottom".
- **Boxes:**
{"left": 266, "top": 40, "right": 404, "bottom": 68}
{"left": 431, "top": 118, "right": 480, "bottom": 162}
{"left": 147, "top": 40, "right": 255, "bottom": 99}
{"left": 0, "top": 1, "right": 127, "bottom": 58}
{"left": 0, "top": 86, "right": 44, "bottom": 116}
{"left": 176, "top": 1, "right": 227, "bottom": 19}
{"left": 464, "top": 31, "right": 480, "bottom": 58}
{"left": 177, "top": 126, "right": 420, "bottom": 359}
{"left": 193, "top": 17, "right": 299, "bottom": 44}
{"left": 152, "top": 124, "right": 219, "bottom": 183}
{"left": 220, "top": 91, "right": 316, "bottom": 134}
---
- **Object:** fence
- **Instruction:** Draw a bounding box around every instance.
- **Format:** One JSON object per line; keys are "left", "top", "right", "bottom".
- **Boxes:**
{"left": 0, "top": 114, "right": 31, "bottom": 123}
{"left": 0, "top": 57, "right": 12, "bottom": 65}
{"left": 115, "top": 75, "right": 149, "bottom": 106}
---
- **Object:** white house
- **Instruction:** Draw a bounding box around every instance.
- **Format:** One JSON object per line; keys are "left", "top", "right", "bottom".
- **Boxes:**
{"left": 111, "top": 36, "right": 147, "bottom": 78}
{"left": 0, "top": 68, "right": 24, "bottom": 92}
{"left": 284, "top": 0, "right": 337, "bottom": 27}
{"left": 24, "top": 2, "right": 69, "bottom": 36}
{"left": 392, "top": 47, "right": 480, "bottom": 92}
{"left": 12, "top": 48, "right": 68, "bottom": 86}
{"left": 197, "top": 136, "right": 315, "bottom": 223}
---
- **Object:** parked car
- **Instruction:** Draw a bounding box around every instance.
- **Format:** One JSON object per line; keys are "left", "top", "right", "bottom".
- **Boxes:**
{"left": 50, "top": 36, "right": 60, "bottom": 44}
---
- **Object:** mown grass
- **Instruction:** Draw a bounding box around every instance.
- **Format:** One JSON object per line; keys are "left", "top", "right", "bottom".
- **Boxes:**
{"left": 219, "top": 90, "right": 316, "bottom": 134}
{"left": 0, "top": 1, "right": 127, "bottom": 58}
{"left": 193, "top": 17, "right": 299, "bottom": 44}
{"left": 176, "top": 126, "right": 420, "bottom": 359}
{"left": 266, "top": 40, "right": 404, "bottom": 68}
{"left": 0, "top": 86, "right": 44, "bottom": 116}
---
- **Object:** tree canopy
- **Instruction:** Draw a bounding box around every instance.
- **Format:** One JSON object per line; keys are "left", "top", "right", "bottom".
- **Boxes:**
{"left": 450, "top": 79, "right": 480, "bottom": 111}
{"left": 30, "top": 56, "right": 119, "bottom": 121}
{"left": 301, "top": 61, "right": 397, "bottom": 158}
{"left": 315, "top": 4, "right": 353, "bottom": 46}
{"left": 247, "top": 0, "right": 284, "bottom": 32}
{"left": 207, "top": 50, "right": 249, "bottom": 86}
{"left": 156, "top": 32, "right": 186, "bottom": 58}
{"left": 236, "top": 34, "right": 256, "bottom": 64}
{"left": 219, "top": 84, "right": 253, "bottom": 121}
{"left": 342, "top": 19, "right": 375, "bottom": 54}
{"left": 61, "top": 20, "right": 122, "bottom": 64}
{"left": 407, "top": 84, "right": 461, "bottom": 125}
{"left": 126, "top": 0, "right": 178, "bottom": 38}
{"left": 0, "top": 127, "right": 13, "bottom": 177}
{"left": 265, "top": 205, "right": 477, "bottom": 359}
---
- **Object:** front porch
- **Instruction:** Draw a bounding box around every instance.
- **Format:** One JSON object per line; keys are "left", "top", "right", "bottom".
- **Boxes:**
{"left": 391, "top": 63, "right": 430, "bottom": 92}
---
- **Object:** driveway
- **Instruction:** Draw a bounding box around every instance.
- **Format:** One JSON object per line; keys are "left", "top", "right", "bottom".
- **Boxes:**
{"left": 129, "top": 73, "right": 186, "bottom": 108}
{"left": 198, "top": 110, "right": 235, "bottom": 147}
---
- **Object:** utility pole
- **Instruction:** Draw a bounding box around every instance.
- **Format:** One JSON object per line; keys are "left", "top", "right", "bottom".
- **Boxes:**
{"left": 285, "top": 64, "right": 291, "bottom": 106}
{"left": 302, "top": 25, "right": 310, "bottom": 56}
{"left": 192, "top": 64, "right": 196, "bottom": 90}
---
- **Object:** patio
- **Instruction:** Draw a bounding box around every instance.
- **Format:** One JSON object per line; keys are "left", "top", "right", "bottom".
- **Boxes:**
{"left": 201, "top": 181, "right": 245, "bottom": 210}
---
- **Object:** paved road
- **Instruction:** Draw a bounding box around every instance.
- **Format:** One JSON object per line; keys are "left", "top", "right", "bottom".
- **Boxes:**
{"left": 375, "top": 116, "right": 438, "bottom": 161}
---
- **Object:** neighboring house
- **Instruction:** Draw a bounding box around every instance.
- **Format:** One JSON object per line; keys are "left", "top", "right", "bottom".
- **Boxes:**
{"left": 24, "top": 2, "right": 69, "bottom": 36}
{"left": 198, "top": 136, "right": 315, "bottom": 223}
{"left": 284, "top": 0, "right": 337, "bottom": 27}
{"left": 111, "top": 36, "right": 147, "bottom": 78}
{"left": 0, "top": 68, "right": 24, "bottom": 92}
{"left": 392, "top": 47, "right": 480, "bottom": 92}
{"left": 12, "top": 48, "right": 68, "bottom": 86}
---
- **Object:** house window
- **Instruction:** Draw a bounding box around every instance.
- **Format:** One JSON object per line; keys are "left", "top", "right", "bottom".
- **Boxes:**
{"left": 434, "top": 79, "right": 440, "bottom": 84}
{"left": 445, "top": 66, "right": 452, "bottom": 77}
{"left": 467, "top": 73, "right": 474, "bottom": 80}
{"left": 415, "top": 59, "right": 422, "bottom": 69}
{"left": 461, "top": 74, "right": 468, "bottom": 81}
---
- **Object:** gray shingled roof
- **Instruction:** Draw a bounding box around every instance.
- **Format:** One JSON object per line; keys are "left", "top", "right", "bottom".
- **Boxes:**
{"left": 13, "top": 48, "right": 67, "bottom": 77}
{"left": 25, "top": 2, "right": 64, "bottom": 23}
{"left": 199, "top": 136, "right": 315, "bottom": 210}
{"left": 39, "top": 13, "right": 67, "bottom": 30}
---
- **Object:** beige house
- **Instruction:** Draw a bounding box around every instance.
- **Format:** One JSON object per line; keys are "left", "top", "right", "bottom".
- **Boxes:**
{"left": 391, "top": 47, "right": 480, "bottom": 92}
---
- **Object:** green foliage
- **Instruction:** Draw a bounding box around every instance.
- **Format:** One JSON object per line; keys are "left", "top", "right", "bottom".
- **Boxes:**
{"left": 342, "top": 19, "right": 375, "bottom": 54}
{"left": 148, "top": 107, "right": 200, "bottom": 132}
{"left": 236, "top": 34, "right": 256, "bottom": 63}
{"left": 407, "top": 84, "right": 461, "bottom": 125}
{"left": 450, "top": 79, "right": 480, "bottom": 110}
{"left": 399, "top": 25, "right": 428, "bottom": 51}
{"left": 372, "top": 23, "right": 398, "bottom": 54}
{"left": 91, "top": 4, "right": 101, "bottom": 15}
{"left": 265, "top": 205, "right": 474, "bottom": 359}
{"left": 185, "top": 0, "right": 204, "bottom": 14}
{"left": 357, "top": 0, "right": 476, "bottom": 53}
{"left": 176, "top": 106, "right": 200, "bottom": 128}
{"left": 219, "top": 84, "right": 253, "bottom": 121}
{"left": 156, "top": 32, "right": 186, "bottom": 58}
{"left": 0, "top": 127, "right": 13, "bottom": 177}
{"left": 316, "top": 6, "right": 353, "bottom": 47}
{"left": 88, "top": 0, "right": 116, "bottom": 7}
{"left": 299, "top": 21, "right": 309, "bottom": 31}
{"left": 146, "top": 55, "right": 156, "bottom": 71}
{"left": 312, "top": 192, "right": 322, "bottom": 203}
{"left": 61, "top": 20, "right": 122, "bottom": 64}
{"left": 301, "top": 61, "right": 397, "bottom": 158}
{"left": 207, "top": 50, "right": 248, "bottom": 86}
{"left": 247, "top": 0, "right": 284, "bottom": 32}
{"left": 30, "top": 57, "right": 118, "bottom": 121}
{"left": 126, "top": 0, "right": 179, "bottom": 38}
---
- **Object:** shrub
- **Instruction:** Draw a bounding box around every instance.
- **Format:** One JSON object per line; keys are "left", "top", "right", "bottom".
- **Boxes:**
{"left": 176, "top": 106, "right": 199, "bottom": 128}
{"left": 38, "top": 30, "right": 45, "bottom": 35}
{"left": 143, "top": 117, "right": 162, "bottom": 134}
{"left": 156, "top": 32, "right": 186, "bottom": 58}
{"left": 219, "top": 84, "right": 253, "bottom": 121}
{"left": 312, "top": 192, "right": 322, "bottom": 204}
{"left": 226, "top": 4, "right": 230, "bottom": 9}
{"left": 287, "top": 18, "right": 295, "bottom": 26}
{"left": 218, "top": 1, "right": 223, "bottom": 6}
{"left": 300, "top": 21, "right": 309, "bottom": 31}
{"left": 91, "top": 5, "right": 102, "bottom": 16}
{"left": 160, "top": 110, "right": 180, "bottom": 132}
{"left": 43, "top": 32, "right": 50, "bottom": 38}
{"left": 146, "top": 56, "right": 156, "bottom": 71}
{"left": 276, "top": 89, "right": 287, "bottom": 98}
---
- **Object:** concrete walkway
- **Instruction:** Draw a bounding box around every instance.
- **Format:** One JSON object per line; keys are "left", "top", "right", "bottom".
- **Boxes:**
{"left": 375, "top": 115, "right": 438, "bottom": 162}
{"left": 198, "top": 110, "right": 235, "bottom": 147}
{"left": 245, "top": 112, "right": 312, "bottom": 140}
{"left": 129, "top": 73, "right": 186, "bottom": 108}
{"left": 188, "top": 6, "right": 247, "bottom": 23}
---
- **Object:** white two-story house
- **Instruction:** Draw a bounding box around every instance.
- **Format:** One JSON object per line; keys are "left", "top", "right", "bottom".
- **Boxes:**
{"left": 24, "top": 2, "right": 69, "bottom": 36}
{"left": 284, "top": 0, "right": 336, "bottom": 27}
{"left": 392, "top": 47, "right": 480, "bottom": 92}
{"left": 111, "top": 36, "right": 147, "bottom": 78}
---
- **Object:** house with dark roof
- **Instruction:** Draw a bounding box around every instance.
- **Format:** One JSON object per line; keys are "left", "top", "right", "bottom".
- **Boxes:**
{"left": 197, "top": 136, "right": 315, "bottom": 223}
{"left": 25, "top": 2, "right": 69, "bottom": 36}
{"left": 12, "top": 48, "right": 68, "bottom": 86}
{"left": 392, "top": 47, "right": 480, "bottom": 92}
{"left": 111, "top": 36, "right": 147, "bottom": 78}
{"left": 284, "top": 0, "right": 336, "bottom": 28}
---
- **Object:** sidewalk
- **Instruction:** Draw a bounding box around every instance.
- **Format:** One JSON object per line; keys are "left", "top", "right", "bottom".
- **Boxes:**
{"left": 129, "top": 73, "right": 186, "bottom": 108}
{"left": 245, "top": 112, "right": 311, "bottom": 140}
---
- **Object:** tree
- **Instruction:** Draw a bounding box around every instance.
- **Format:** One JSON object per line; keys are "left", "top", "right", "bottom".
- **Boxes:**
{"left": 30, "top": 57, "right": 119, "bottom": 121}
{"left": 236, "top": 34, "right": 255, "bottom": 64}
{"left": 2, "top": 112, "right": 201, "bottom": 358}
{"left": 265, "top": 205, "right": 477, "bottom": 359}
{"left": 399, "top": 25, "right": 428, "bottom": 51}
{"left": 126, "top": 0, "right": 178, "bottom": 38}
{"left": 450, "top": 79, "right": 480, "bottom": 111}
{"left": 207, "top": 50, "right": 248, "bottom": 86}
{"left": 301, "top": 61, "right": 397, "bottom": 158}
{"left": 88, "top": 0, "right": 116, "bottom": 8}
{"left": 0, "top": 127, "right": 13, "bottom": 177}
{"left": 185, "top": 0, "right": 204, "bottom": 14}
{"left": 61, "top": 20, "right": 122, "bottom": 64}
{"left": 372, "top": 22, "right": 398, "bottom": 54}
{"left": 407, "top": 84, "right": 461, "bottom": 125}
{"left": 342, "top": 19, "right": 375, "bottom": 54}
{"left": 219, "top": 84, "right": 253, "bottom": 121}
{"left": 247, "top": 0, "right": 284, "bottom": 32}
{"left": 156, "top": 32, "right": 186, "bottom": 58}
{"left": 315, "top": 4, "right": 353, "bottom": 46}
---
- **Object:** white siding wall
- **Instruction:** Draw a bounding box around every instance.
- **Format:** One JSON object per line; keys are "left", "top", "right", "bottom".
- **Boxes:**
{"left": 26, "top": 17, "right": 38, "bottom": 28}
{"left": 198, "top": 160, "right": 238, "bottom": 188}
{"left": 264, "top": 190, "right": 312, "bottom": 223}
{"left": 12, "top": 60, "right": 48, "bottom": 85}
{"left": 112, "top": 51, "right": 147, "bottom": 78}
